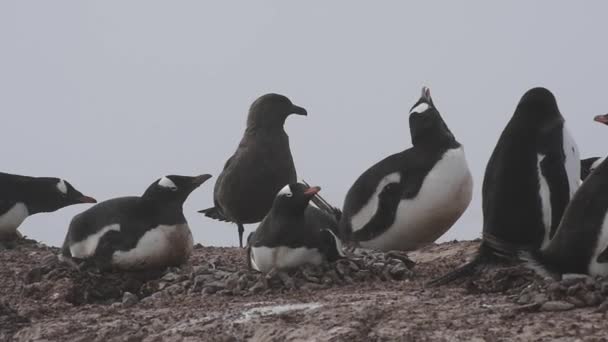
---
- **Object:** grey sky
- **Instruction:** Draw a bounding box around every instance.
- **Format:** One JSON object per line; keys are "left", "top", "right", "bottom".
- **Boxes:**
{"left": 2, "top": 1, "right": 607, "bottom": 247}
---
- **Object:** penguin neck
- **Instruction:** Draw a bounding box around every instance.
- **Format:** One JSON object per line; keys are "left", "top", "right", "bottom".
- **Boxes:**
{"left": 140, "top": 197, "right": 187, "bottom": 224}
{"left": 411, "top": 128, "right": 459, "bottom": 150}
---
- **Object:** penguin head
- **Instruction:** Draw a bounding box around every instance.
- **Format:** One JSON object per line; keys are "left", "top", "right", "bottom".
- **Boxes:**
{"left": 273, "top": 183, "right": 320, "bottom": 215}
{"left": 514, "top": 87, "right": 562, "bottom": 129}
{"left": 143, "top": 174, "right": 212, "bottom": 204}
{"left": 28, "top": 178, "right": 97, "bottom": 213}
{"left": 408, "top": 86, "right": 455, "bottom": 146}
{"left": 247, "top": 93, "right": 307, "bottom": 130}
{"left": 594, "top": 113, "right": 608, "bottom": 126}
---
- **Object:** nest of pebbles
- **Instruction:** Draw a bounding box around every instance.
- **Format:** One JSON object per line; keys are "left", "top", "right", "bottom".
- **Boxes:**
{"left": 23, "top": 247, "right": 415, "bottom": 306}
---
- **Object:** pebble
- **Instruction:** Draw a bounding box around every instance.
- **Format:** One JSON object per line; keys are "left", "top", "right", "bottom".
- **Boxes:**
{"left": 560, "top": 274, "right": 591, "bottom": 287}
{"left": 122, "top": 292, "right": 139, "bottom": 308}
{"left": 540, "top": 301, "right": 575, "bottom": 312}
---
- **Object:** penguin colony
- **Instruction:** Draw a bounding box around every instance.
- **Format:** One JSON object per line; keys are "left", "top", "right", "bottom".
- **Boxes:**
{"left": 2, "top": 86, "right": 606, "bottom": 287}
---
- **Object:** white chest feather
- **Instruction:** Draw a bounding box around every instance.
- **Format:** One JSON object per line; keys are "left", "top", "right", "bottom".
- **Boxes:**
{"left": 0, "top": 203, "right": 29, "bottom": 235}
{"left": 112, "top": 224, "right": 193, "bottom": 270}
{"left": 69, "top": 224, "right": 121, "bottom": 258}
{"left": 250, "top": 246, "right": 324, "bottom": 273}
{"left": 562, "top": 126, "right": 580, "bottom": 197}
{"left": 588, "top": 211, "right": 608, "bottom": 277}
{"left": 354, "top": 147, "right": 473, "bottom": 251}
{"left": 537, "top": 154, "right": 553, "bottom": 249}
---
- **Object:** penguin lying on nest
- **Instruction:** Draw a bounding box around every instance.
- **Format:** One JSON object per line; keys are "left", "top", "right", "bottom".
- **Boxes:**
{"left": 60, "top": 174, "right": 211, "bottom": 271}
{"left": 247, "top": 183, "right": 345, "bottom": 273}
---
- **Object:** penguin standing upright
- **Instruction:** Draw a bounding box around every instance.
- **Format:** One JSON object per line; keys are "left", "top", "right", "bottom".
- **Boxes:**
{"left": 61, "top": 174, "right": 211, "bottom": 270}
{"left": 248, "top": 183, "right": 344, "bottom": 273}
{"left": 338, "top": 86, "right": 473, "bottom": 251}
{"left": 198, "top": 93, "right": 307, "bottom": 247}
{"left": 0, "top": 172, "right": 96, "bottom": 240}
{"left": 430, "top": 87, "right": 580, "bottom": 286}
{"left": 523, "top": 113, "right": 608, "bottom": 278}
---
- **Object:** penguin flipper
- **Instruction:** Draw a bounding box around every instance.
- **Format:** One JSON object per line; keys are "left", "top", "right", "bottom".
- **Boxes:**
{"left": 320, "top": 228, "right": 346, "bottom": 262}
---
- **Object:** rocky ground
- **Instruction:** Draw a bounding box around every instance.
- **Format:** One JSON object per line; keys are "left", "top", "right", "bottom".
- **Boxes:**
{"left": 2, "top": 239, "right": 608, "bottom": 342}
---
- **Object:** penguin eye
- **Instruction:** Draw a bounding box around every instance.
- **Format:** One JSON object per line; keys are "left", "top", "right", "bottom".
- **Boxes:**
{"left": 285, "top": 192, "right": 293, "bottom": 198}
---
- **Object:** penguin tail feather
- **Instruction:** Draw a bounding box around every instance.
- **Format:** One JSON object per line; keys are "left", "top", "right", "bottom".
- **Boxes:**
{"left": 518, "top": 249, "right": 560, "bottom": 281}
{"left": 426, "top": 252, "right": 484, "bottom": 287}
{"left": 198, "top": 207, "right": 229, "bottom": 222}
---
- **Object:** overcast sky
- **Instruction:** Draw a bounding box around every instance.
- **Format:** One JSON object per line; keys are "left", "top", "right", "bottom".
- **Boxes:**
{"left": 2, "top": 1, "right": 607, "bottom": 248}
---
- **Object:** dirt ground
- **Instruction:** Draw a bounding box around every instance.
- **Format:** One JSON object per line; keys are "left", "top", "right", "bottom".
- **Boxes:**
{"left": 2, "top": 238, "right": 608, "bottom": 342}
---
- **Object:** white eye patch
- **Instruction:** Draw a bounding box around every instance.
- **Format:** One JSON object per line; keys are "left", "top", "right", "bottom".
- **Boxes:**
{"left": 158, "top": 176, "right": 178, "bottom": 190}
{"left": 57, "top": 180, "right": 68, "bottom": 194}
{"left": 277, "top": 184, "right": 293, "bottom": 197}
{"left": 410, "top": 102, "right": 430, "bottom": 114}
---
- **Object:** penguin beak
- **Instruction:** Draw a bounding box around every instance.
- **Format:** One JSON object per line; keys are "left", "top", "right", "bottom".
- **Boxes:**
{"left": 594, "top": 114, "right": 608, "bottom": 125}
{"left": 304, "top": 186, "right": 321, "bottom": 197}
{"left": 290, "top": 104, "right": 308, "bottom": 116}
{"left": 192, "top": 174, "right": 213, "bottom": 186}
{"left": 78, "top": 196, "right": 97, "bottom": 204}
{"left": 420, "top": 86, "right": 434, "bottom": 105}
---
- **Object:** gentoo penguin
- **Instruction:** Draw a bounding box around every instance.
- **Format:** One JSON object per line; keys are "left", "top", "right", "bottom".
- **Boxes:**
{"left": 581, "top": 157, "right": 604, "bottom": 181}
{"left": 338, "top": 86, "right": 473, "bottom": 251}
{"left": 61, "top": 174, "right": 211, "bottom": 270}
{"left": 429, "top": 87, "right": 580, "bottom": 286}
{"left": 248, "top": 183, "right": 345, "bottom": 273}
{"left": 199, "top": 93, "right": 307, "bottom": 248}
{"left": 0, "top": 172, "right": 96, "bottom": 240}
{"left": 522, "top": 113, "right": 608, "bottom": 278}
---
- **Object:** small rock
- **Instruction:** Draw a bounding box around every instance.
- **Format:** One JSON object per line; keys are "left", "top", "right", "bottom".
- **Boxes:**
{"left": 566, "top": 296, "right": 586, "bottom": 308}
{"left": 277, "top": 272, "right": 296, "bottom": 289}
{"left": 540, "top": 301, "right": 575, "bottom": 312}
{"left": 582, "top": 292, "right": 602, "bottom": 307}
{"left": 516, "top": 294, "right": 532, "bottom": 305}
{"left": 225, "top": 273, "right": 240, "bottom": 290}
{"left": 389, "top": 264, "right": 410, "bottom": 280}
{"left": 546, "top": 282, "right": 564, "bottom": 294}
{"left": 122, "top": 292, "right": 139, "bottom": 308}
{"left": 600, "top": 282, "right": 608, "bottom": 295}
{"left": 532, "top": 293, "right": 548, "bottom": 305}
{"left": 193, "top": 274, "right": 216, "bottom": 291}
{"left": 566, "top": 283, "right": 583, "bottom": 296}
{"left": 164, "top": 284, "right": 184, "bottom": 296}
{"left": 595, "top": 300, "right": 608, "bottom": 313}
{"left": 560, "top": 274, "right": 591, "bottom": 287}
{"left": 237, "top": 274, "right": 250, "bottom": 291}
{"left": 202, "top": 281, "right": 225, "bottom": 295}
{"left": 162, "top": 272, "right": 180, "bottom": 282}
{"left": 250, "top": 281, "right": 265, "bottom": 294}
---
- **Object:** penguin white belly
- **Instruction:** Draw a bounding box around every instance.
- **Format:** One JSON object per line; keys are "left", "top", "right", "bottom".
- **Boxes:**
{"left": 112, "top": 224, "right": 194, "bottom": 270}
{"left": 0, "top": 203, "right": 29, "bottom": 237}
{"left": 250, "top": 246, "right": 324, "bottom": 273}
{"left": 537, "top": 154, "right": 553, "bottom": 249}
{"left": 562, "top": 126, "right": 580, "bottom": 197}
{"left": 588, "top": 211, "right": 608, "bottom": 277}
{"left": 361, "top": 147, "right": 473, "bottom": 251}
{"left": 70, "top": 224, "right": 121, "bottom": 258}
